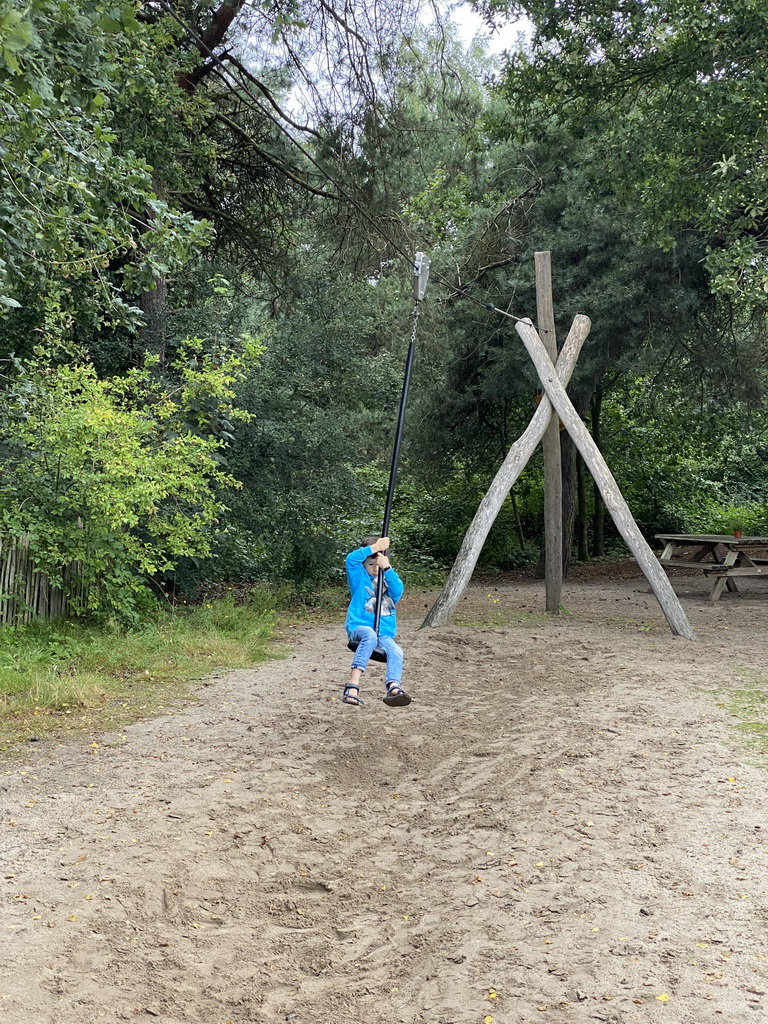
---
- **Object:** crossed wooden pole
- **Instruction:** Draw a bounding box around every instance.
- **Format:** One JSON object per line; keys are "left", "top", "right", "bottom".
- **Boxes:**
{"left": 422, "top": 311, "right": 697, "bottom": 641}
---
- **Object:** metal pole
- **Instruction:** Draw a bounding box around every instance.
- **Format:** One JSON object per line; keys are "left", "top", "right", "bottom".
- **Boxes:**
{"left": 373, "top": 253, "right": 430, "bottom": 635}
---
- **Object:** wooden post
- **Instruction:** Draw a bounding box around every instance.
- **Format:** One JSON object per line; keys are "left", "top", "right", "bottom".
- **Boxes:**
{"left": 535, "top": 251, "right": 562, "bottom": 613}
{"left": 515, "top": 319, "right": 697, "bottom": 641}
{"left": 422, "top": 315, "right": 591, "bottom": 628}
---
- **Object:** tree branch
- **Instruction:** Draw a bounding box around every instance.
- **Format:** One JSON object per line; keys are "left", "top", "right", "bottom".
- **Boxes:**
{"left": 215, "top": 55, "right": 325, "bottom": 140}
{"left": 214, "top": 111, "right": 341, "bottom": 199}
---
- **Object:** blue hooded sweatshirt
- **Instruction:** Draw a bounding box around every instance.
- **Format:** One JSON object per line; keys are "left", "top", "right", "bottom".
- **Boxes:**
{"left": 344, "top": 545, "right": 404, "bottom": 638}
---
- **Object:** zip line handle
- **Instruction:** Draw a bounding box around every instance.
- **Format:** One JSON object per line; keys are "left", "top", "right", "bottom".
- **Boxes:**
{"left": 372, "top": 252, "right": 429, "bottom": 638}
{"left": 413, "top": 252, "right": 431, "bottom": 303}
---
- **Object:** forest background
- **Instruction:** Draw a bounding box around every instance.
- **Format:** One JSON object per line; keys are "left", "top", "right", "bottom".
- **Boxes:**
{"left": 1, "top": 0, "right": 767, "bottom": 635}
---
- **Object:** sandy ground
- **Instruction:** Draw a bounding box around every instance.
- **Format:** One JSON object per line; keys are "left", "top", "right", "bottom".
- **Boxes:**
{"left": 2, "top": 565, "right": 768, "bottom": 1024}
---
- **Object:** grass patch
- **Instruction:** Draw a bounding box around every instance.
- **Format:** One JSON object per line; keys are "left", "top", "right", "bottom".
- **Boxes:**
{"left": 0, "top": 592, "right": 276, "bottom": 753}
{"left": 723, "top": 680, "right": 768, "bottom": 759}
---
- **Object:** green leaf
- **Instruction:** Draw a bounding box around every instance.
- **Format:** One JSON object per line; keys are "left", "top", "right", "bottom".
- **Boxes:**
{"left": 0, "top": 11, "right": 36, "bottom": 52}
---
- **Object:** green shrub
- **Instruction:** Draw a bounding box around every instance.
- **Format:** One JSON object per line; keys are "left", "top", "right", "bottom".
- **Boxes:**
{"left": 0, "top": 340, "right": 255, "bottom": 622}
{"left": 684, "top": 500, "right": 768, "bottom": 537}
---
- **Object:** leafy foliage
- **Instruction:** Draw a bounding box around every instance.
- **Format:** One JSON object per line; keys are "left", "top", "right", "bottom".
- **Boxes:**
{"left": 3, "top": 0, "right": 768, "bottom": 615}
{"left": 195, "top": 257, "right": 410, "bottom": 590}
{"left": 598, "top": 375, "right": 768, "bottom": 534}
{"left": 0, "top": 0, "right": 209, "bottom": 338}
{"left": 492, "top": 0, "right": 768, "bottom": 305}
{"left": 0, "top": 340, "right": 254, "bottom": 620}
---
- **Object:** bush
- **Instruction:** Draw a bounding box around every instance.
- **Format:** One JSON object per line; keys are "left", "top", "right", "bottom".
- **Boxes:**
{"left": 684, "top": 500, "right": 768, "bottom": 537}
{"left": 0, "top": 341, "right": 253, "bottom": 622}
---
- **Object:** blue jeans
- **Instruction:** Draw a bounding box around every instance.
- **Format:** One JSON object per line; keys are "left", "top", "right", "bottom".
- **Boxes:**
{"left": 348, "top": 626, "right": 403, "bottom": 685}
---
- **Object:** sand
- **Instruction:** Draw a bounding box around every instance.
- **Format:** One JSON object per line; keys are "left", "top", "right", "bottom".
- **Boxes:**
{"left": 2, "top": 565, "right": 767, "bottom": 1023}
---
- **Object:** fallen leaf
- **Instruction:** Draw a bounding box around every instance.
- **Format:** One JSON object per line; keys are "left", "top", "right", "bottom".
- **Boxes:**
{"left": 656, "top": 993, "right": 669, "bottom": 1002}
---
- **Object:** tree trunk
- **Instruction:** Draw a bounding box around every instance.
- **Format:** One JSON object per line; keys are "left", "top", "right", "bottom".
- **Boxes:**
{"left": 139, "top": 273, "right": 168, "bottom": 364}
{"left": 509, "top": 486, "right": 525, "bottom": 546}
{"left": 141, "top": 0, "right": 246, "bottom": 353}
{"left": 536, "top": 403, "right": 585, "bottom": 577}
{"left": 577, "top": 453, "right": 589, "bottom": 562}
{"left": 534, "top": 533, "right": 545, "bottom": 578}
{"left": 177, "top": 0, "right": 247, "bottom": 92}
{"left": 559, "top": 427, "right": 577, "bottom": 576}
{"left": 591, "top": 388, "right": 606, "bottom": 557}
{"left": 563, "top": 387, "right": 592, "bottom": 571}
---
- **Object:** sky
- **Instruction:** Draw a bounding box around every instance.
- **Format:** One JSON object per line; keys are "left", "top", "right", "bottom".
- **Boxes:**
{"left": 449, "top": 2, "right": 531, "bottom": 55}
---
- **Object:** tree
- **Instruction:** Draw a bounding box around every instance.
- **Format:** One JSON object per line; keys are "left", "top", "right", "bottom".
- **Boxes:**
{"left": 0, "top": 339, "right": 255, "bottom": 620}
{"left": 218, "top": 253, "right": 409, "bottom": 588}
{"left": 487, "top": 0, "right": 768, "bottom": 306}
{"left": 0, "top": 0, "right": 209, "bottom": 345}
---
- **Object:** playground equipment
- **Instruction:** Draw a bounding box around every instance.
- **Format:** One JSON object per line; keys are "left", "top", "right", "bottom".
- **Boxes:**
{"left": 348, "top": 251, "right": 431, "bottom": 662}
{"left": 422, "top": 251, "right": 697, "bottom": 642}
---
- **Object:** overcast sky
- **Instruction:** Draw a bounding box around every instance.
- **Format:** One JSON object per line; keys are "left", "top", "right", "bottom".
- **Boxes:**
{"left": 449, "top": 2, "right": 530, "bottom": 54}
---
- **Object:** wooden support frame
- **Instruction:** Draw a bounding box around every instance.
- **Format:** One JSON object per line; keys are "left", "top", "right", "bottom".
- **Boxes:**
{"left": 515, "top": 319, "right": 696, "bottom": 639}
{"left": 422, "top": 315, "right": 591, "bottom": 628}
{"left": 421, "top": 313, "right": 697, "bottom": 642}
{"left": 535, "top": 251, "right": 563, "bottom": 613}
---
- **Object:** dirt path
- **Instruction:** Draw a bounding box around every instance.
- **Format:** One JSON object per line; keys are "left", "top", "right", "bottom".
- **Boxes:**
{"left": 2, "top": 570, "right": 768, "bottom": 1023}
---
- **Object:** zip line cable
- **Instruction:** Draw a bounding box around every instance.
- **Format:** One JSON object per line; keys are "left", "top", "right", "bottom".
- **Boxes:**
{"left": 153, "top": 0, "right": 525, "bottom": 323}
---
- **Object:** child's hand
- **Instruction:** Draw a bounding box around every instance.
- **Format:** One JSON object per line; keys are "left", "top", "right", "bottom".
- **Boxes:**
{"left": 371, "top": 536, "right": 389, "bottom": 553}
{"left": 377, "top": 553, "right": 391, "bottom": 570}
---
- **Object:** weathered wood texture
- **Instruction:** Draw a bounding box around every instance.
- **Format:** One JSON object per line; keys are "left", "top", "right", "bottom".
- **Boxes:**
{"left": 515, "top": 320, "right": 697, "bottom": 640}
{"left": 422, "top": 315, "right": 591, "bottom": 628}
{"left": 535, "top": 251, "right": 562, "bottom": 613}
{"left": 0, "top": 537, "right": 84, "bottom": 624}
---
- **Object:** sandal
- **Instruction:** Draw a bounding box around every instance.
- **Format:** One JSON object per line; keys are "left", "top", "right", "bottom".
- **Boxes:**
{"left": 383, "top": 682, "right": 411, "bottom": 708}
{"left": 340, "top": 685, "right": 364, "bottom": 707}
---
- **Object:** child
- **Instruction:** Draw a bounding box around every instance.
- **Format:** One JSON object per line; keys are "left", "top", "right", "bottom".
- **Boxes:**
{"left": 341, "top": 535, "right": 411, "bottom": 708}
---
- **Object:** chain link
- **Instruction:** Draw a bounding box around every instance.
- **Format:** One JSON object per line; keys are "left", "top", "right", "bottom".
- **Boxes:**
{"left": 410, "top": 303, "right": 420, "bottom": 346}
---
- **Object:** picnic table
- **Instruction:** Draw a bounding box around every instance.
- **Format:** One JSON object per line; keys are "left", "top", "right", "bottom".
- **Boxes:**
{"left": 655, "top": 533, "right": 768, "bottom": 602}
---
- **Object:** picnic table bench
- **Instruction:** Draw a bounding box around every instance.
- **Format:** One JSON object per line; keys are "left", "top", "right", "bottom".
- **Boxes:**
{"left": 655, "top": 533, "right": 768, "bottom": 602}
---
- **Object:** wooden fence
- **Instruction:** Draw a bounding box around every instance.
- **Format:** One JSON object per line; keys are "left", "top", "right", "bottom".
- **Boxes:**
{"left": 0, "top": 537, "right": 85, "bottom": 624}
